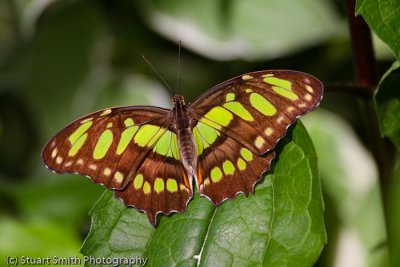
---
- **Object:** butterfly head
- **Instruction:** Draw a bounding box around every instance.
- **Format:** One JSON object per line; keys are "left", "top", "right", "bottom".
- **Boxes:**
{"left": 172, "top": 94, "right": 186, "bottom": 109}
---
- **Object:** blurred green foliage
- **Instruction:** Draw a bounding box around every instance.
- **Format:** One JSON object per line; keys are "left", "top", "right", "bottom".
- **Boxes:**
{"left": 0, "top": 0, "right": 399, "bottom": 266}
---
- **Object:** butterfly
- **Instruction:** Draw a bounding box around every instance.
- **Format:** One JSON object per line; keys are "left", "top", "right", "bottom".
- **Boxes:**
{"left": 42, "top": 70, "right": 323, "bottom": 226}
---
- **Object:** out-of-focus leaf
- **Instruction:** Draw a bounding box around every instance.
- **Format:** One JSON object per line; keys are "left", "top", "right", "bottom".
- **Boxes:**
{"left": 8, "top": 175, "right": 103, "bottom": 227}
{"left": 82, "top": 122, "right": 325, "bottom": 267}
{"left": 92, "top": 74, "right": 171, "bottom": 110}
{"left": 14, "top": 0, "right": 60, "bottom": 38}
{"left": 356, "top": 0, "right": 400, "bottom": 60}
{"left": 27, "top": 0, "right": 103, "bottom": 134}
{"left": 374, "top": 61, "right": 400, "bottom": 150}
{"left": 303, "top": 110, "right": 389, "bottom": 267}
{"left": 141, "top": 0, "right": 343, "bottom": 60}
{"left": 0, "top": 216, "right": 80, "bottom": 258}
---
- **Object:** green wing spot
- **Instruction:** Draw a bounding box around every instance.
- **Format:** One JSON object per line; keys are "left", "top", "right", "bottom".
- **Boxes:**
{"left": 204, "top": 106, "right": 233, "bottom": 127}
{"left": 166, "top": 179, "right": 178, "bottom": 193}
{"left": 223, "top": 160, "right": 235, "bottom": 175}
{"left": 68, "top": 133, "right": 88, "bottom": 156}
{"left": 143, "top": 181, "right": 151, "bottom": 194}
{"left": 237, "top": 158, "right": 247, "bottom": 171}
{"left": 199, "top": 117, "right": 222, "bottom": 130}
{"left": 195, "top": 121, "right": 220, "bottom": 147}
{"left": 226, "top": 93, "right": 235, "bottom": 102}
{"left": 116, "top": 126, "right": 138, "bottom": 155}
{"left": 263, "top": 77, "right": 292, "bottom": 90}
{"left": 170, "top": 133, "right": 180, "bottom": 159}
{"left": 210, "top": 167, "right": 223, "bottom": 183}
{"left": 93, "top": 130, "right": 113, "bottom": 160}
{"left": 223, "top": 102, "right": 254, "bottom": 121}
{"left": 193, "top": 127, "right": 204, "bottom": 156}
{"left": 124, "top": 118, "right": 135, "bottom": 127}
{"left": 249, "top": 93, "right": 277, "bottom": 116}
{"left": 272, "top": 86, "right": 298, "bottom": 100}
{"left": 154, "top": 178, "right": 164, "bottom": 193}
{"left": 133, "top": 174, "right": 144, "bottom": 190}
{"left": 69, "top": 121, "right": 92, "bottom": 144}
{"left": 134, "top": 125, "right": 165, "bottom": 147}
{"left": 153, "top": 131, "right": 171, "bottom": 156}
{"left": 240, "top": 147, "right": 253, "bottom": 162}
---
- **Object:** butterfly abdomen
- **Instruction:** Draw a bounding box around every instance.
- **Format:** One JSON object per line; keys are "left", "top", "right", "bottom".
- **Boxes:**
{"left": 177, "top": 128, "right": 197, "bottom": 177}
{"left": 173, "top": 94, "right": 197, "bottom": 181}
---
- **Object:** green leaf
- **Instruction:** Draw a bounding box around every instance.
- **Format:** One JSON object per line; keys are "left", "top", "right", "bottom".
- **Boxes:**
{"left": 141, "top": 0, "right": 342, "bottom": 60}
{"left": 81, "top": 122, "right": 325, "bottom": 267}
{"left": 374, "top": 61, "right": 400, "bottom": 150}
{"left": 356, "top": 0, "right": 400, "bottom": 59}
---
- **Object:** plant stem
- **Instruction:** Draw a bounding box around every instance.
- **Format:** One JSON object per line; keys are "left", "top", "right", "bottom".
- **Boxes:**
{"left": 346, "top": 0, "right": 395, "bottom": 261}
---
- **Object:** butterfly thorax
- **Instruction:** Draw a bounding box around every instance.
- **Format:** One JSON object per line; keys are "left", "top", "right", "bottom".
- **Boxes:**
{"left": 172, "top": 94, "right": 197, "bottom": 184}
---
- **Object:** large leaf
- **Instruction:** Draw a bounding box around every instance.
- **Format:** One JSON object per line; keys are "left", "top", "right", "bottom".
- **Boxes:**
{"left": 81, "top": 121, "right": 325, "bottom": 267}
{"left": 374, "top": 61, "right": 400, "bottom": 150}
{"left": 141, "top": 0, "right": 342, "bottom": 61}
{"left": 356, "top": 0, "right": 400, "bottom": 59}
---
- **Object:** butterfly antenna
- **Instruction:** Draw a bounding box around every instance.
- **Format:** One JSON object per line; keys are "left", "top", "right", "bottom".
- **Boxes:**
{"left": 141, "top": 54, "right": 173, "bottom": 94}
{"left": 176, "top": 41, "right": 182, "bottom": 95}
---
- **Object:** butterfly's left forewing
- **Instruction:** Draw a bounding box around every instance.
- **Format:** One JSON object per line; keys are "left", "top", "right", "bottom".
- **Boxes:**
{"left": 189, "top": 70, "right": 323, "bottom": 202}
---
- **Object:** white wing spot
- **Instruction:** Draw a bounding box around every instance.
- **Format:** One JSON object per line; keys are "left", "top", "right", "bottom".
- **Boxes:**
{"left": 89, "top": 164, "right": 97, "bottom": 171}
{"left": 114, "top": 171, "right": 124, "bottom": 183}
{"left": 100, "top": 109, "right": 112, "bottom": 116}
{"left": 304, "top": 77, "right": 311, "bottom": 83}
{"left": 64, "top": 161, "right": 73, "bottom": 167}
{"left": 277, "top": 116, "right": 284, "bottom": 124}
{"left": 242, "top": 75, "right": 253, "bottom": 80}
{"left": 287, "top": 106, "right": 295, "bottom": 112}
{"left": 51, "top": 147, "right": 58, "bottom": 158}
{"left": 305, "top": 93, "right": 313, "bottom": 101}
{"left": 77, "top": 158, "right": 84, "bottom": 165}
{"left": 305, "top": 85, "right": 314, "bottom": 93}
{"left": 299, "top": 103, "right": 307, "bottom": 108}
{"left": 56, "top": 156, "right": 63, "bottom": 164}
{"left": 255, "top": 136, "right": 265, "bottom": 149}
{"left": 264, "top": 127, "right": 273, "bottom": 136}
{"left": 104, "top": 167, "right": 112, "bottom": 176}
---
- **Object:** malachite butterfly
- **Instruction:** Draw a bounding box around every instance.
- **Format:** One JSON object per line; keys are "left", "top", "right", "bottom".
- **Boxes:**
{"left": 42, "top": 70, "right": 323, "bottom": 226}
